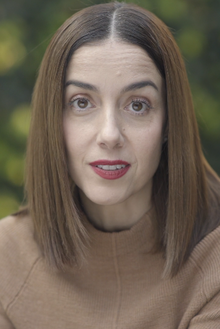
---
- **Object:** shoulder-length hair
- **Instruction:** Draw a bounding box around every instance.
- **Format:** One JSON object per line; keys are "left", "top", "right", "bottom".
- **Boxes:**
{"left": 23, "top": 1, "right": 220, "bottom": 277}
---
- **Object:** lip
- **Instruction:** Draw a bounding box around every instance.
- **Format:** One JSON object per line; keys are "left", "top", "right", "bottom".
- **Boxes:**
{"left": 90, "top": 160, "right": 129, "bottom": 166}
{"left": 89, "top": 159, "right": 130, "bottom": 180}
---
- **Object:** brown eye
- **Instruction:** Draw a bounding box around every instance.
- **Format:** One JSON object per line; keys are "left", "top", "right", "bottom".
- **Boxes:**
{"left": 69, "top": 97, "right": 93, "bottom": 111}
{"left": 132, "top": 101, "right": 143, "bottom": 111}
{"left": 77, "top": 99, "right": 89, "bottom": 108}
{"left": 125, "top": 99, "right": 151, "bottom": 116}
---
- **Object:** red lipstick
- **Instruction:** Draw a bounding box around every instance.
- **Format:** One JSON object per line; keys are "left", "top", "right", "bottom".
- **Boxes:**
{"left": 89, "top": 160, "right": 130, "bottom": 180}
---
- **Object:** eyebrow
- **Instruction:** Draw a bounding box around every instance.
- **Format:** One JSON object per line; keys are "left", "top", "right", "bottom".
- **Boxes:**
{"left": 122, "top": 80, "right": 158, "bottom": 93}
{"left": 65, "top": 80, "right": 98, "bottom": 91}
{"left": 65, "top": 79, "right": 158, "bottom": 93}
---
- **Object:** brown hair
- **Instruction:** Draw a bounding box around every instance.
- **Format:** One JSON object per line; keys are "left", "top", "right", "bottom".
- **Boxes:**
{"left": 22, "top": 2, "right": 220, "bottom": 277}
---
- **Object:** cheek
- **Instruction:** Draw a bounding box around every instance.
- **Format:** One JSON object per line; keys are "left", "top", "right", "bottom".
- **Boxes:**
{"left": 134, "top": 124, "right": 163, "bottom": 167}
{"left": 63, "top": 122, "right": 79, "bottom": 169}
{"left": 63, "top": 119, "right": 85, "bottom": 156}
{"left": 63, "top": 120, "right": 97, "bottom": 176}
{"left": 63, "top": 121, "right": 83, "bottom": 181}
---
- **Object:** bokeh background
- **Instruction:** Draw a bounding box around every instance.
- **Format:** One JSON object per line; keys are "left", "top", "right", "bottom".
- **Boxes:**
{"left": 0, "top": 0, "right": 220, "bottom": 218}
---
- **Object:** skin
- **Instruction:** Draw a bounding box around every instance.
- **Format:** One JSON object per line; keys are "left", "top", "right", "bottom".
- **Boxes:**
{"left": 63, "top": 40, "right": 165, "bottom": 232}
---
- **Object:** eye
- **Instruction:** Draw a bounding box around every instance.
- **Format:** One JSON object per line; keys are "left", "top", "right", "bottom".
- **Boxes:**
{"left": 132, "top": 101, "right": 144, "bottom": 112}
{"left": 68, "top": 97, "right": 93, "bottom": 110}
{"left": 125, "top": 98, "right": 152, "bottom": 115}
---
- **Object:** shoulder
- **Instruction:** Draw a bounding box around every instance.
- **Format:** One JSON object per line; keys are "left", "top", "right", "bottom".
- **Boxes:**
{"left": 189, "top": 224, "right": 220, "bottom": 300}
{"left": 0, "top": 214, "right": 41, "bottom": 308}
{"left": 191, "top": 223, "right": 220, "bottom": 268}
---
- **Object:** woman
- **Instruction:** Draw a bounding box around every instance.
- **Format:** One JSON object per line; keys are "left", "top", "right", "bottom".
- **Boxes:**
{"left": 1, "top": 2, "right": 220, "bottom": 328}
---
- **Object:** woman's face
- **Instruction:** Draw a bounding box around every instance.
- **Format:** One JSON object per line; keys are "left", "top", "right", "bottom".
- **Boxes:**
{"left": 63, "top": 40, "right": 165, "bottom": 207}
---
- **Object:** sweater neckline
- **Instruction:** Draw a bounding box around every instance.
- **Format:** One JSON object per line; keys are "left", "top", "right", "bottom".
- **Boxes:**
{"left": 81, "top": 208, "right": 155, "bottom": 257}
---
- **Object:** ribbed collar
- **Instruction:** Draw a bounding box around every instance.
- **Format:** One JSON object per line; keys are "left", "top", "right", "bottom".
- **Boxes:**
{"left": 81, "top": 208, "right": 155, "bottom": 258}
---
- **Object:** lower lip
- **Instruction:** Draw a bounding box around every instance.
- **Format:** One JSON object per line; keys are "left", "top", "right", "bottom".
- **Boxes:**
{"left": 91, "top": 165, "right": 130, "bottom": 180}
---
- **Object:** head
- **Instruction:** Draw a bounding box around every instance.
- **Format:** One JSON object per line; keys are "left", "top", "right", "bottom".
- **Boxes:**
{"left": 26, "top": 2, "right": 217, "bottom": 277}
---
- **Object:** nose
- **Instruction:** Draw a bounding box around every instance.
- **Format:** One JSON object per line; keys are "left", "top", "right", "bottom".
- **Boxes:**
{"left": 96, "top": 106, "right": 124, "bottom": 149}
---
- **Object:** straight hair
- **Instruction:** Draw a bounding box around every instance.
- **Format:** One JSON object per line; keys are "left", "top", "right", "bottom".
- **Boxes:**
{"left": 22, "top": 2, "right": 220, "bottom": 277}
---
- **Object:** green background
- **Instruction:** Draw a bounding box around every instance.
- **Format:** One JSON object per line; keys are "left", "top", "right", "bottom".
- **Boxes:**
{"left": 0, "top": 0, "right": 220, "bottom": 218}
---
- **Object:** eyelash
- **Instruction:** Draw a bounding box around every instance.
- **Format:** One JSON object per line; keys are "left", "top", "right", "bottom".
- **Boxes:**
{"left": 125, "top": 98, "right": 152, "bottom": 116}
{"left": 68, "top": 96, "right": 94, "bottom": 111}
{"left": 67, "top": 96, "right": 152, "bottom": 116}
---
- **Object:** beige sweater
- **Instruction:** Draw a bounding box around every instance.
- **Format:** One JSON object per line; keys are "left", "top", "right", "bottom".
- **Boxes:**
{"left": 0, "top": 212, "right": 220, "bottom": 329}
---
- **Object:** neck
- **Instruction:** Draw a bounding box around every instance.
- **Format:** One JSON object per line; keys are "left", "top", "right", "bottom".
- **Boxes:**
{"left": 78, "top": 187, "right": 152, "bottom": 232}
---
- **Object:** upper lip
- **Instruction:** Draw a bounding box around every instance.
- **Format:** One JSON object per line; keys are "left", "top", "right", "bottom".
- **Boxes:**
{"left": 89, "top": 160, "right": 130, "bottom": 166}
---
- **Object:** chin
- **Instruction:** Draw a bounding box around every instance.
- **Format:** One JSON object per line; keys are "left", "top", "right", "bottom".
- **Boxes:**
{"left": 83, "top": 189, "right": 126, "bottom": 207}
{"left": 89, "top": 196, "right": 123, "bottom": 206}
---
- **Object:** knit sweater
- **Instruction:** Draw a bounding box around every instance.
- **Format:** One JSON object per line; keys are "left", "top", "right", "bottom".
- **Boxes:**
{"left": 0, "top": 212, "right": 220, "bottom": 329}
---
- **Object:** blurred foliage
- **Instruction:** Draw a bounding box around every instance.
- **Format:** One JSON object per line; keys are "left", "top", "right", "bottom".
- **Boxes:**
{"left": 0, "top": 0, "right": 220, "bottom": 218}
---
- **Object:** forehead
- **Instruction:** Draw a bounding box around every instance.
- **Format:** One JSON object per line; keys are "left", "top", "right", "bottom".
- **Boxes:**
{"left": 66, "top": 40, "right": 162, "bottom": 84}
